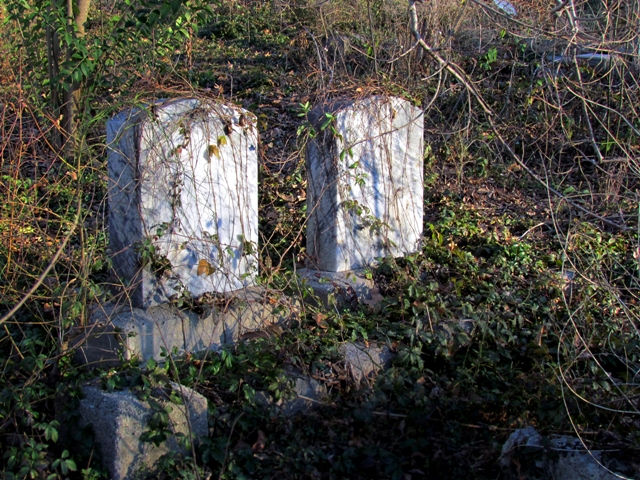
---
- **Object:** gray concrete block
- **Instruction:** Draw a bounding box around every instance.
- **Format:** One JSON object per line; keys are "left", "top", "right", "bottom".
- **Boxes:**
{"left": 107, "top": 98, "right": 259, "bottom": 308}
{"left": 72, "top": 287, "right": 298, "bottom": 366}
{"left": 79, "top": 383, "right": 207, "bottom": 480}
{"left": 306, "top": 96, "right": 424, "bottom": 272}
{"left": 279, "top": 375, "right": 327, "bottom": 417}
{"left": 340, "top": 342, "right": 394, "bottom": 386}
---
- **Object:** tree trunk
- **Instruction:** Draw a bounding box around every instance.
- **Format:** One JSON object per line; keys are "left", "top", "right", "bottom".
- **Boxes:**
{"left": 46, "top": 14, "right": 62, "bottom": 149}
{"left": 62, "top": 0, "right": 91, "bottom": 145}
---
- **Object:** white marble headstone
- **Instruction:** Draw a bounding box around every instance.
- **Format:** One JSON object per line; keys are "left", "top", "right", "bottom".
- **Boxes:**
{"left": 107, "top": 98, "right": 259, "bottom": 308}
{"left": 306, "top": 96, "right": 423, "bottom": 272}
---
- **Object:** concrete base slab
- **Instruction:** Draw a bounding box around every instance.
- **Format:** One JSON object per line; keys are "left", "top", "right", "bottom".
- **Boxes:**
{"left": 72, "top": 286, "right": 298, "bottom": 366}
{"left": 79, "top": 382, "right": 207, "bottom": 480}
{"left": 296, "top": 268, "right": 381, "bottom": 309}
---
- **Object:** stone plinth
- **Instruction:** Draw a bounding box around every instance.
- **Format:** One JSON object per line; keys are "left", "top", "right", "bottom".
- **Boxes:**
{"left": 108, "top": 98, "right": 259, "bottom": 308}
{"left": 72, "top": 287, "right": 298, "bottom": 366}
{"left": 306, "top": 96, "right": 424, "bottom": 272}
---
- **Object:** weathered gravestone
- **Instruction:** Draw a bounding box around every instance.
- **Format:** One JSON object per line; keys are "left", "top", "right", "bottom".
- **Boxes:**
{"left": 305, "top": 96, "right": 424, "bottom": 272}
{"left": 74, "top": 98, "right": 297, "bottom": 367}
{"left": 300, "top": 96, "right": 423, "bottom": 306}
{"left": 107, "top": 98, "right": 259, "bottom": 308}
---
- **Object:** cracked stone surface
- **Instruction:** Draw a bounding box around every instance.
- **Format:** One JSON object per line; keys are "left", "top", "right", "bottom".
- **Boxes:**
{"left": 306, "top": 96, "right": 424, "bottom": 272}
{"left": 107, "top": 98, "right": 259, "bottom": 308}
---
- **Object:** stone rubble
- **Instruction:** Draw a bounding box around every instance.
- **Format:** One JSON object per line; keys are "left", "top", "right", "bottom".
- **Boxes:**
{"left": 79, "top": 383, "right": 208, "bottom": 480}
{"left": 500, "top": 427, "right": 624, "bottom": 480}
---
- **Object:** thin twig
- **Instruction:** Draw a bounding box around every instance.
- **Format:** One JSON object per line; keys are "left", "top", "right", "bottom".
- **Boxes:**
{"left": 218, "top": 412, "right": 244, "bottom": 480}
{"left": 518, "top": 222, "right": 547, "bottom": 240}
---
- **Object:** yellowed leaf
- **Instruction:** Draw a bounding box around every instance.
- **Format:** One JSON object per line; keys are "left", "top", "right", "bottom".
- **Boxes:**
{"left": 217, "top": 135, "right": 227, "bottom": 147}
{"left": 208, "top": 145, "right": 220, "bottom": 158}
{"left": 257, "top": 114, "right": 268, "bottom": 132}
{"left": 197, "top": 259, "right": 216, "bottom": 276}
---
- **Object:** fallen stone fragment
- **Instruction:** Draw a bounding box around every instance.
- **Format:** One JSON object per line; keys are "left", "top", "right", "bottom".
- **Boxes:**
{"left": 499, "top": 426, "right": 543, "bottom": 468}
{"left": 78, "top": 382, "right": 207, "bottom": 480}
{"left": 296, "top": 268, "right": 378, "bottom": 309}
{"left": 340, "top": 342, "right": 394, "bottom": 387}
{"left": 500, "top": 427, "right": 623, "bottom": 480}
{"left": 279, "top": 375, "right": 327, "bottom": 417}
{"left": 254, "top": 367, "right": 328, "bottom": 417}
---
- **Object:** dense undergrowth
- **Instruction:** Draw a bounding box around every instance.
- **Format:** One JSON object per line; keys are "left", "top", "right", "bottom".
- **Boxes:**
{"left": 1, "top": 0, "right": 640, "bottom": 478}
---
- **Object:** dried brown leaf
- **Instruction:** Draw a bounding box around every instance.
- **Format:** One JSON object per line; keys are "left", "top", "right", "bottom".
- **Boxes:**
{"left": 252, "top": 430, "right": 266, "bottom": 452}
{"left": 197, "top": 259, "right": 216, "bottom": 276}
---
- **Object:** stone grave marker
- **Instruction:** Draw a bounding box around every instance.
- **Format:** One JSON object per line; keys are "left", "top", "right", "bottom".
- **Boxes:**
{"left": 107, "top": 98, "right": 259, "bottom": 308}
{"left": 305, "top": 96, "right": 424, "bottom": 272}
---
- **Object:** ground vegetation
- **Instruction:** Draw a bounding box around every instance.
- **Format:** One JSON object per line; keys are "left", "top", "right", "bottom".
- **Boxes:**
{"left": 1, "top": 0, "right": 639, "bottom": 478}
